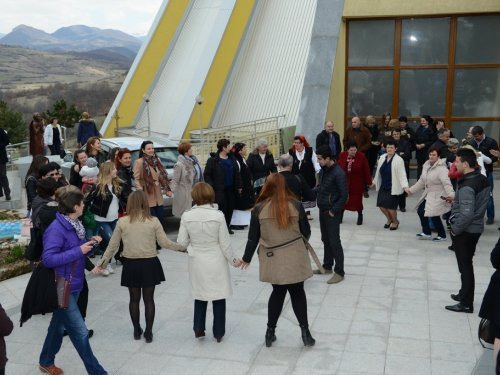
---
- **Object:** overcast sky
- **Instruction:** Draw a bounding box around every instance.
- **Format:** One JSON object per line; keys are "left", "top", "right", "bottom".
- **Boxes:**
{"left": 0, "top": 0, "right": 164, "bottom": 36}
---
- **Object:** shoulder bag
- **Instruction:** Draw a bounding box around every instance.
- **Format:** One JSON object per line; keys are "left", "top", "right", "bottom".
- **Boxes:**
{"left": 54, "top": 261, "right": 77, "bottom": 309}
{"left": 302, "top": 235, "right": 325, "bottom": 274}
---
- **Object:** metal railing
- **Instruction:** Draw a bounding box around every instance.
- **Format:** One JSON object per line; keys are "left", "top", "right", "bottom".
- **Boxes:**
{"left": 6, "top": 126, "right": 69, "bottom": 170}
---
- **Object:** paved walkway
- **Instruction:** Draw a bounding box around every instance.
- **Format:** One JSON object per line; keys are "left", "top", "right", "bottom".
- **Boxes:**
{"left": 3, "top": 188, "right": 500, "bottom": 374}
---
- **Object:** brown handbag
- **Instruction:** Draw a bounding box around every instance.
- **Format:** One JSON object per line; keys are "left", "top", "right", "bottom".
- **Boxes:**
{"left": 54, "top": 261, "right": 77, "bottom": 309}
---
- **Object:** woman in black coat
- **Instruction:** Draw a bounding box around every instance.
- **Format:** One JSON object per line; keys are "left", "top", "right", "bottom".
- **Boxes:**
{"left": 415, "top": 115, "right": 437, "bottom": 179}
{"left": 204, "top": 139, "right": 242, "bottom": 234}
{"left": 479, "top": 237, "right": 500, "bottom": 371}
{"left": 246, "top": 139, "right": 277, "bottom": 182}
{"left": 114, "top": 148, "right": 134, "bottom": 208}
{"left": 230, "top": 143, "right": 254, "bottom": 230}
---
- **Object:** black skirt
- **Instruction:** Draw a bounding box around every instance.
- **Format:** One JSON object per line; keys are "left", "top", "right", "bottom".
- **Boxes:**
{"left": 377, "top": 188, "right": 399, "bottom": 210}
{"left": 121, "top": 257, "right": 165, "bottom": 288}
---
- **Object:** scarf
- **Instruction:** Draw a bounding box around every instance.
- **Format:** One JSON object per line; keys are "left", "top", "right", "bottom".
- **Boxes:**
{"left": 142, "top": 154, "right": 171, "bottom": 195}
{"left": 182, "top": 155, "right": 204, "bottom": 186}
{"left": 63, "top": 215, "right": 86, "bottom": 240}
{"left": 347, "top": 155, "right": 355, "bottom": 173}
{"left": 291, "top": 135, "right": 310, "bottom": 153}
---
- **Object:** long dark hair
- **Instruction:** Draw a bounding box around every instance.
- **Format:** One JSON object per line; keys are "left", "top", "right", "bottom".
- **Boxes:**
{"left": 139, "top": 141, "right": 154, "bottom": 158}
{"left": 73, "top": 149, "right": 86, "bottom": 165}
{"left": 25, "top": 155, "right": 48, "bottom": 184}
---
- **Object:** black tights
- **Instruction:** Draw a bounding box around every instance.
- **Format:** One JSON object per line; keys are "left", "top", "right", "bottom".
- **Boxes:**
{"left": 268, "top": 282, "right": 308, "bottom": 329}
{"left": 128, "top": 287, "right": 156, "bottom": 331}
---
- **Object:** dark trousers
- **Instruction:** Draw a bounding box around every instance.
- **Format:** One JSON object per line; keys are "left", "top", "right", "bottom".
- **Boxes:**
{"left": 367, "top": 146, "right": 379, "bottom": 176}
{"left": 0, "top": 161, "right": 10, "bottom": 196}
{"left": 193, "top": 299, "right": 226, "bottom": 338}
{"left": 48, "top": 143, "right": 61, "bottom": 156}
{"left": 219, "top": 186, "right": 236, "bottom": 228}
{"left": 268, "top": 282, "right": 308, "bottom": 328}
{"left": 319, "top": 211, "right": 344, "bottom": 276}
{"left": 451, "top": 232, "right": 481, "bottom": 307}
{"left": 417, "top": 200, "right": 446, "bottom": 238}
{"left": 77, "top": 277, "right": 89, "bottom": 320}
{"left": 150, "top": 204, "right": 164, "bottom": 225}
{"left": 487, "top": 171, "right": 495, "bottom": 219}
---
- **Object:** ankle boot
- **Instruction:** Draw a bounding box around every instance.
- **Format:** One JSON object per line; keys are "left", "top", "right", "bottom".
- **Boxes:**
{"left": 301, "top": 326, "right": 315, "bottom": 347}
{"left": 265, "top": 326, "right": 277, "bottom": 347}
{"left": 144, "top": 329, "right": 153, "bottom": 343}
{"left": 133, "top": 326, "right": 143, "bottom": 340}
{"left": 357, "top": 213, "right": 363, "bottom": 225}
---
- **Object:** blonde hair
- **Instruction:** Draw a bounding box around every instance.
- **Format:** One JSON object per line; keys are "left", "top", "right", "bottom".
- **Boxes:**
{"left": 55, "top": 185, "right": 79, "bottom": 201}
{"left": 388, "top": 119, "right": 400, "bottom": 130}
{"left": 127, "top": 191, "right": 153, "bottom": 223}
{"left": 82, "top": 112, "right": 90, "bottom": 120}
{"left": 462, "top": 145, "right": 476, "bottom": 152}
{"left": 365, "top": 115, "right": 376, "bottom": 124}
{"left": 96, "top": 162, "right": 122, "bottom": 199}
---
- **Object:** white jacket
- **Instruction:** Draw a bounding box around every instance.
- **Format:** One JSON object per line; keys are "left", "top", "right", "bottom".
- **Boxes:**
{"left": 177, "top": 204, "right": 239, "bottom": 301}
{"left": 43, "top": 124, "right": 64, "bottom": 145}
{"left": 374, "top": 153, "right": 409, "bottom": 195}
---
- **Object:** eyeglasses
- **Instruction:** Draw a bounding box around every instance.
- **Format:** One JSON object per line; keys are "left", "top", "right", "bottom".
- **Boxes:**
{"left": 47, "top": 173, "right": 57, "bottom": 177}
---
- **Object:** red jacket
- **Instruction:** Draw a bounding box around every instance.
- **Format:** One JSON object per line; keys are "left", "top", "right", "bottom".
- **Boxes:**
{"left": 338, "top": 151, "right": 372, "bottom": 211}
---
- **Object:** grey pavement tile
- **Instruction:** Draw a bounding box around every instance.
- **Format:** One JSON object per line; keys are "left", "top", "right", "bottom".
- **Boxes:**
{"left": 431, "top": 341, "right": 478, "bottom": 363}
{"left": 395, "top": 268, "right": 427, "bottom": 280}
{"left": 384, "top": 355, "right": 431, "bottom": 374}
{"left": 367, "top": 260, "right": 397, "bottom": 269}
{"left": 356, "top": 296, "right": 393, "bottom": 310}
{"left": 247, "top": 364, "right": 291, "bottom": 375}
{"left": 213, "top": 342, "right": 262, "bottom": 363}
{"left": 294, "top": 348, "right": 343, "bottom": 371}
{"left": 344, "top": 334, "right": 388, "bottom": 354}
{"left": 365, "top": 267, "right": 397, "bottom": 278}
{"left": 390, "top": 309, "right": 429, "bottom": 326}
{"left": 312, "top": 318, "right": 352, "bottom": 335}
{"left": 362, "top": 276, "right": 395, "bottom": 287}
{"left": 254, "top": 346, "right": 302, "bottom": 367}
{"left": 391, "top": 297, "right": 429, "bottom": 312}
{"left": 155, "top": 356, "right": 210, "bottom": 375}
{"left": 430, "top": 359, "right": 476, "bottom": 375}
{"left": 201, "top": 359, "right": 251, "bottom": 375}
{"left": 429, "top": 325, "right": 474, "bottom": 344}
{"left": 429, "top": 309, "right": 470, "bottom": 328}
{"left": 316, "top": 306, "right": 356, "bottom": 321}
{"left": 389, "top": 322, "right": 429, "bottom": 341}
{"left": 386, "top": 337, "right": 430, "bottom": 358}
{"left": 5, "top": 362, "right": 34, "bottom": 375}
{"left": 360, "top": 286, "right": 394, "bottom": 299}
{"left": 393, "top": 288, "right": 428, "bottom": 301}
{"left": 353, "top": 308, "right": 391, "bottom": 323}
{"left": 394, "top": 278, "right": 427, "bottom": 291}
{"left": 309, "top": 332, "right": 348, "bottom": 352}
{"left": 339, "top": 351, "right": 386, "bottom": 374}
{"left": 369, "top": 253, "right": 398, "bottom": 262}
{"left": 175, "top": 337, "right": 225, "bottom": 359}
{"left": 396, "top": 261, "right": 427, "bottom": 271}
{"left": 349, "top": 321, "right": 390, "bottom": 337}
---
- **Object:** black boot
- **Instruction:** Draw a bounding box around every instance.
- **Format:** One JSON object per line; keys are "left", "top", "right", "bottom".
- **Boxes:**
{"left": 357, "top": 212, "right": 363, "bottom": 225}
{"left": 144, "top": 329, "right": 153, "bottom": 343}
{"left": 265, "top": 326, "right": 276, "bottom": 347}
{"left": 134, "top": 326, "right": 143, "bottom": 340}
{"left": 301, "top": 325, "right": 315, "bottom": 347}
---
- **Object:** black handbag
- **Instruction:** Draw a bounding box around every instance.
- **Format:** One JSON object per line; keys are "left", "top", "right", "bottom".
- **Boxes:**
{"left": 60, "top": 148, "right": 67, "bottom": 159}
{"left": 24, "top": 227, "right": 43, "bottom": 261}
{"left": 478, "top": 318, "right": 495, "bottom": 349}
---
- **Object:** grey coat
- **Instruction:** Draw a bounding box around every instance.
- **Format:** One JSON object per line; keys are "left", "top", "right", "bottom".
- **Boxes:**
{"left": 170, "top": 155, "right": 204, "bottom": 218}
{"left": 450, "top": 169, "right": 490, "bottom": 235}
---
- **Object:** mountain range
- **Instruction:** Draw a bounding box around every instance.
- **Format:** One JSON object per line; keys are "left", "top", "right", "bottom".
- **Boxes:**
{"left": 0, "top": 24, "right": 142, "bottom": 59}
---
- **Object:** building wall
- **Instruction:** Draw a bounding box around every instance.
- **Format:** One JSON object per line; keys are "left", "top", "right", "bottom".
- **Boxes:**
{"left": 325, "top": 0, "right": 500, "bottom": 146}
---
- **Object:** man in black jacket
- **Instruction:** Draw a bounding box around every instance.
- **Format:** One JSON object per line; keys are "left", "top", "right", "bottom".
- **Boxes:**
{"left": 431, "top": 128, "right": 451, "bottom": 160}
{"left": 316, "top": 121, "right": 342, "bottom": 160}
{"left": 0, "top": 128, "right": 11, "bottom": 200}
{"left": 277, "top": 154, "right": 316, "bottom": 202}
{"left": 468, "top": 126, "right": 498, "bottom": 225}
{"left": 312, "top": 146, "right": 348, "bottom": 284}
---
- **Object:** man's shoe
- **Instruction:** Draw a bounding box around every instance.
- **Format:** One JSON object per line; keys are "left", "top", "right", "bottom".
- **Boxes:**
{"left": 416, "top": 233, "right": 431, "bottom": 240}
{"left": 432, "top": 236, "right": 446, "bottom": 242}
{"left": 363, "top": 192, "right": 369, "bottom": 198}
{"left": 450, "top": 294, "right": 460, "bottom": 302}
{"left": 400, "top": 207, "right": 406, "bottom": 212}
{"left": 230, "top": 225, "right": 243, "bottom": 230}
{"left": 228, "top": 229, "right": 234, "bottom": 235}
{"left": 39, "top": 364, "right": 64, "bottom": 375}
{"left": 448, "top": 245, "right": 454, "bottom": 251}
{"left": 88, "top": 329, "right": 94, "bottom": 339}
{"left": 445, "top": 303, "right": 473, "bottom": 313}
{"left": 313, "top": 269, "right": 333, "bottom": 275}
{"left": 5, "top": 194, "right": 11, "bottom": 201}
{"left": 327, "top": 273, "right": 345, "bottom": 284}
{"left": 487, "top": 217, "right": 494, "bottom": 225}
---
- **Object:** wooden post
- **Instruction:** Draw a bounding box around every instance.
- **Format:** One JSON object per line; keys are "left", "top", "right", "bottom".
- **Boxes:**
{"left": 112, "top": 110, "right": 123, "bottom": 137}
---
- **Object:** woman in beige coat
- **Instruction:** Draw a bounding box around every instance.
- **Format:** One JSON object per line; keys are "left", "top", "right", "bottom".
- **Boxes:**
{"left": 177, "top": 182, "right": 241, "bottom": 343}
{"left": 240, "top": 173, "right": 315, "bottom": 348}
{"left": 170, "top": 142, "right": 204, "bottom": 217}
{"left": 94, "top": 191, "right": 186, "bottom": 343}
{"left": 405, "top": 146, "right": 454, "bottom": 242}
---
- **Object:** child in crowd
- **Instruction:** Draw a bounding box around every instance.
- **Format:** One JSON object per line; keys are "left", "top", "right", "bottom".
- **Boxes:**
{"left": 80, "top": 157, "right": 99, "bottom": 192}
{"left": 82, "top": 185, "right": 100, "bottom": 258}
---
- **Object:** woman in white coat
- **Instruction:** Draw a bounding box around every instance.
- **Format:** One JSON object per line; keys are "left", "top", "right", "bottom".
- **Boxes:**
{"left": 374, "top": 140, "right": 409, "bottom": 230}
{"left": 177, "top": 182, "right": 242, "bottom": 343}
{"left": 43, "top": 117, "right": 64, "bottom": 156}
{"left": 405, "top": 146, "right": 454, "bottom": 242}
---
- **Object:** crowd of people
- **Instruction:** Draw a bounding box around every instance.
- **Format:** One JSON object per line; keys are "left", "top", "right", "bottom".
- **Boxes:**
{"left": 1, "top": 110, "right": 500, "bottom": 374}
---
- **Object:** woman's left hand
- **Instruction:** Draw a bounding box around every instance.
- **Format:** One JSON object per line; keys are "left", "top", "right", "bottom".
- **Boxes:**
{"left": 91, "top": 266, "right": 104, "bottom": 275}
{"left": 91, "top": 236, "right": 102, "bottom": 244}
{"left": 240, "top": 261, "right": 250, "bottom": 270}
{"left": 166, "top": 191, "right": 173, "bottom": 197}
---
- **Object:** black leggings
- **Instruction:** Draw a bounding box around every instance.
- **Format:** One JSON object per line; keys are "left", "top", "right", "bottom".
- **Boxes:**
{"left": 128, "top": 287, "right": 156, "bottom": 331}
{"left": 268, "top": 282, "right": 308, "bottom": 328}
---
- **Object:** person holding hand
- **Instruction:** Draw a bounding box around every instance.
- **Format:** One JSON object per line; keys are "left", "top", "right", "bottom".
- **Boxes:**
{"left": 177, "top": 183, "right": 242, "bottom": 343}
{"left": 93, "top": 191, "right": 187, "bottom": 344}
{"left": 39, "top": 190, "right": 105, "bottom": 375}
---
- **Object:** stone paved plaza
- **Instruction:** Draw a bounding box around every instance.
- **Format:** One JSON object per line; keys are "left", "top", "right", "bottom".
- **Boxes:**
{"left": 3, "top": 187, "right": 500, "bottom": 374}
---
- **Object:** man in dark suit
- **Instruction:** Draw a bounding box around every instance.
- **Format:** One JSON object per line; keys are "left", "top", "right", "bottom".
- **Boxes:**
{"left": 277, "top": 154, "right": 316, "bottom": 202}
{"left": 0, "top": 128, "right": 11, "bottom": 200}
{"left": 316, "top": 121, "right": 341, "bottom": 160}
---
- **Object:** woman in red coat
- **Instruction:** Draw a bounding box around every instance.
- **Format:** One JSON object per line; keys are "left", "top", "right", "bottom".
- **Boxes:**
{"left": 339, "top": 140, "right": 373, "bottom": 225}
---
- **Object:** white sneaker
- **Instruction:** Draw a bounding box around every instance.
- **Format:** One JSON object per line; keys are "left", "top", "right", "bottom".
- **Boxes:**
{"left": 106, "top": 264, "right": 114, "bottom": 274}
{"left": 102, "top": 268, "right": 110, "bottom": 276}
{"left": 432, "top": 236, "right": 447, "bottom": 242}
{"left": 416, "top": 233, "right": 431, "bottom": 240}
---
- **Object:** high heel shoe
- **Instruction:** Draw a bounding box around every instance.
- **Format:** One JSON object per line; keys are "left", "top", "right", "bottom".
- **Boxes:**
{"left": 390, "top": 221, "right": 400, "bottom": 231}
{"left": 133, "top": 326, "right": 143, "bottom": 340}
{"left": 194, "top": 329, "right": 205, "bottom": 338}
{"left": 384, "top": 221, "right": 393, "bottom": 229}
{"left": 265, "top": 326, "right": 277, "bottom": 348}
{"left": 144, "top": 329, "right": 153, "bottom": 343}
{"left": 301, "top": 325, "right": 315, "bottom": 347}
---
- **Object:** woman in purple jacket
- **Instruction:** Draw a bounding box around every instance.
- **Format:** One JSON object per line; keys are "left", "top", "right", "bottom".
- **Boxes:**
{"left": 39, "top": 190, "right": 106, "bottom": 375}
